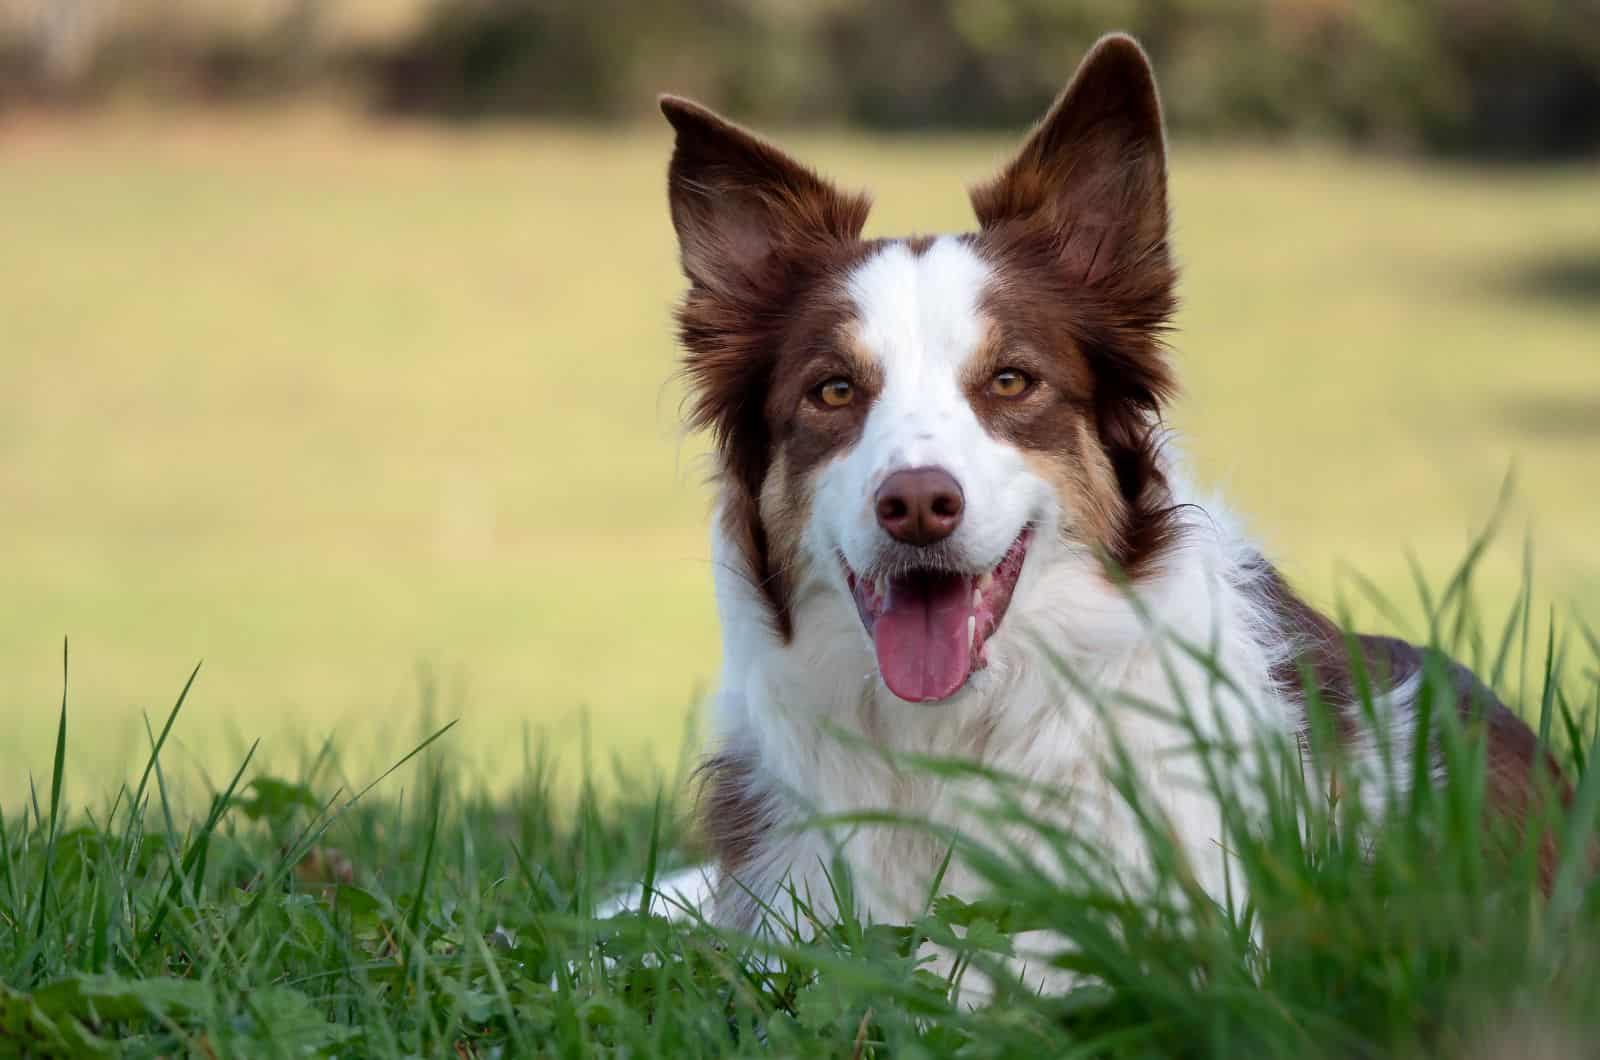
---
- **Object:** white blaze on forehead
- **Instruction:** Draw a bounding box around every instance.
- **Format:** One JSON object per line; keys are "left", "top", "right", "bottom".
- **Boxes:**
{"left": 847, "top": 238, "right": 992, "bottom": 385}
{"left": 844, "top": 237, "right": 996, "bottom": 476}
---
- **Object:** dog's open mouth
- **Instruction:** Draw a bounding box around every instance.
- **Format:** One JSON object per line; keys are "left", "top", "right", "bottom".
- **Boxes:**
{"left": 843, "top": 529, "right": 1031, "bottom": 703}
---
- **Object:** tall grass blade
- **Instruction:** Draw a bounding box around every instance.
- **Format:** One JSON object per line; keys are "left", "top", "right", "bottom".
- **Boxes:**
{"left": 126, "top": 661, "right": 203, "bottom": 834}
{"left": 1539, "top": 605, "right": 1558, "bottom": 749}
{"left": 639, "top": 789, "right": 663, "bottom": 922}
{"left": 405, "top": 790, "right": 442, "bottom": 946}
{"left": 138, "top": 739, "right": 258, "bottom": 957}
{"left": 1548, "top": 723, "right": 1600, "bottom": 923}
{"left": 1489, "top": 584, "right": 1527, "bottom": 694}
{"left": 1519, "top": 533, "right": 1535, "bottom": 709}
{"left": 0, "top": 808, "right": 18, "bottom": 952}
{"left": 33, "top": 640, "right": 70, "bottom": 949}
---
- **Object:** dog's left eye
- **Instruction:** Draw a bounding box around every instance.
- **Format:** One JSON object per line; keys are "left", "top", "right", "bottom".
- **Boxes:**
{"left": 815, "top": 377, "right": 855, "bottom": 408}
{"left": 989, "top": 369, "right": 1032, "bottom": 398}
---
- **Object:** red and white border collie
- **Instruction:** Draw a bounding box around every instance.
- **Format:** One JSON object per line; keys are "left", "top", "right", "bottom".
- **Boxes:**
{"left": 652, "top": 35, "right": 1559, "bottom": 939}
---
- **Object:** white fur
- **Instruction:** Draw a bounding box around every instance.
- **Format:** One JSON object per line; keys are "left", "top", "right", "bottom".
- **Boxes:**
{"left": 696, "top": 239, "right": 1300, "bottom": 952}
{"left": 1337, "top": 670, "right": 1429, "bottom": 814}
{"left": 597, "top": 865, "right": 719, "bottom": 920}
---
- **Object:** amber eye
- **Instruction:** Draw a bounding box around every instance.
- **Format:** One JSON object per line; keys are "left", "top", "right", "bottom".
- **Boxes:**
{"left": 816, "top": 377, "right": 855, "bottom": 408}
{"left": 989, "top": 369, "right": 1031, "bottom": 398}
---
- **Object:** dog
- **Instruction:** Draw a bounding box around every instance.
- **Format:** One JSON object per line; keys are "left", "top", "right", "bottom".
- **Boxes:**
{"left": 645, "top": 33, "right": 1563, "bottom": 947}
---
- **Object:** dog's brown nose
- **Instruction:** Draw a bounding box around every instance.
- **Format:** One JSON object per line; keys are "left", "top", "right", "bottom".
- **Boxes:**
{"left": 875, "top": 467, "right": 964, "bottom": 546}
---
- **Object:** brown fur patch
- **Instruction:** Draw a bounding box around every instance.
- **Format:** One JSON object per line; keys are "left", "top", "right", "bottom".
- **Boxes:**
{"left": 694, "top": 748, "right": 779, "bottom": 930}
{"left": 768, "top": 320, "right": 884, "bottom": 491}
{"left": 760, "top": 323, "right": 889, "bottom": 589}
{"left": 756, "top": 451, "right": 805, "bottom": 602}
{"left": 1254, "top": 564, "right": 1571, "bottom": 889}
{"left": 661, "top": 96, "right": 871, "bottom": 297}
{"left": 695, "top": 749, "right": 770, "bottom": 879}
{"left": 956, "top": 322, "right": 1124, "bottom": 552}
{"left": 969, "top": 36, "right": 1168, "bottom": 272}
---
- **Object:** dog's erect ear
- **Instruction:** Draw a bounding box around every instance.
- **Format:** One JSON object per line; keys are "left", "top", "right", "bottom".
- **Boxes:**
{"left": 660, "top": 96, "right": 870, "bottom": 296}
{"left": 970, "top": 34, "right": 1167, "bottom": 286}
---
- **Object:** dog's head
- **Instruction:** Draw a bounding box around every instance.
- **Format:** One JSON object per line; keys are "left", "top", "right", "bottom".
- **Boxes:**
{"left": 664, "top": 35, "right": 1180, "bottom": 704}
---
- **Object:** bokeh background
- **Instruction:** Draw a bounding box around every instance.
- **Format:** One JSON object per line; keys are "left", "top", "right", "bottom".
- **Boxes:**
{"left": 3, "top": 0, "right": 1598, "bottom": 801}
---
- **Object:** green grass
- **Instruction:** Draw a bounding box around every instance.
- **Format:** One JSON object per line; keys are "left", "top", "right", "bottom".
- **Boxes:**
{"left": 2, "top": 109, "right": 1599, "bottom": 800}
{"left": 3, "top": 546, "right": 1600, "bottom": 1057}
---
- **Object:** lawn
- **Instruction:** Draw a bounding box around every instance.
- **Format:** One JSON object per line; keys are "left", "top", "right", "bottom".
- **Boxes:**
{"left": 2, "top": 108, "right": 1598, "bottom": 800}
{"left": 1, "top": 608, "right": 1598, "bottom": 1056}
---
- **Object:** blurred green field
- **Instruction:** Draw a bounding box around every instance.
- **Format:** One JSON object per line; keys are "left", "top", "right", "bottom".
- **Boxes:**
{"left": 3, "top": 109, "right": 1598, "bottom": 799}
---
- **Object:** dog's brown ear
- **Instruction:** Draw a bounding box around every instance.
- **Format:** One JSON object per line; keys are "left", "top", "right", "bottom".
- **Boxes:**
{"left": 660, "top": 96, "right": 870, "bottom": 296}
{"left": 970, "top": 34, "right": 1167, "bottom": 287}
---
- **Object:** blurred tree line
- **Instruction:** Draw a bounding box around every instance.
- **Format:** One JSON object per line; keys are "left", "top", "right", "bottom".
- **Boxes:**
{"left": 3, "top": 0, "right": 1598, "bottom": 158}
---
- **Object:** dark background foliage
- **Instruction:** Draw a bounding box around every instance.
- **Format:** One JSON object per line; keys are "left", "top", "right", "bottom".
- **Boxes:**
{"left": 4, "top": 0, "right": 1599, "bottom": 158}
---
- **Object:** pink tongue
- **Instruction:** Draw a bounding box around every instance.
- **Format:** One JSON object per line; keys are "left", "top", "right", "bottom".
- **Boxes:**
{"left": 873, "top": 572, "right": 975, "bottom": 702}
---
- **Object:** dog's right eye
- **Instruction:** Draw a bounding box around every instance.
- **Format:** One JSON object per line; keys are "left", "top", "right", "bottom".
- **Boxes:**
{"left": 989, "top": 368, "right": 1033, "bottom": 398}
{"left": 815, "top": 378, "right": 855, "bottom": 408}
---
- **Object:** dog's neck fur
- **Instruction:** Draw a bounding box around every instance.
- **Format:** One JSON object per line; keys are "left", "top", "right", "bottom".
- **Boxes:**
{"left": 703, "top": 455, "right": 1297, "bottom": 931}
